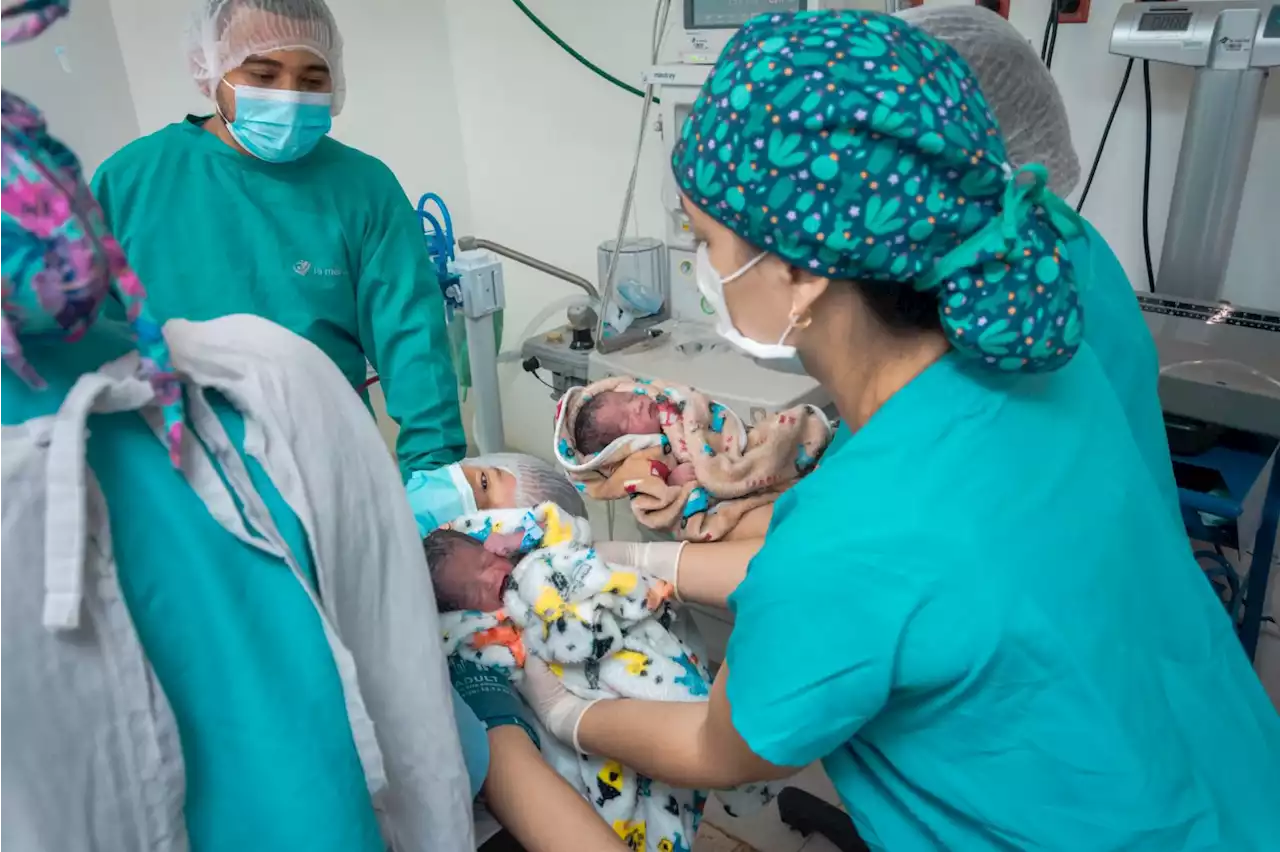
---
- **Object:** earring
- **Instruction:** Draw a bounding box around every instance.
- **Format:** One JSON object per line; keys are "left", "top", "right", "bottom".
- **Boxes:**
{"left": 790, "top": 310, "right": 813, "bottom": 330}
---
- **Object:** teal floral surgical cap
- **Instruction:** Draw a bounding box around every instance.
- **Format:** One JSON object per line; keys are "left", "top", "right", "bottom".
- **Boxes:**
{"left": 673, "top": 9, "right": 1086, "bottom": 372}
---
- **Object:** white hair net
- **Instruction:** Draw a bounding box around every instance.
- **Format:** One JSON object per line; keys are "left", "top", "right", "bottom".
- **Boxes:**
{"left": 187, "top": 0, "right": 346, "bottom": 115}
{"left": 469, "top": 453, "right": 587, "bottom": 518}
{"left": 898, "top": 5, "right": 1080, "bottom": 196}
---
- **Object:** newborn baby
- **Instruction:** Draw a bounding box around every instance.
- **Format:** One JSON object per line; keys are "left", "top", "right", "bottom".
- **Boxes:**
{"left": 556, "top": 377, "right": 832, "bottom": 541}
{"left": 429, "top": 503, "right": 774, "bottom": 851}
{"left": 573, "top": 391, "right": 698, "bottom": 486}
{"left": 423, "top": 528, "right": 521, "bottom": 613}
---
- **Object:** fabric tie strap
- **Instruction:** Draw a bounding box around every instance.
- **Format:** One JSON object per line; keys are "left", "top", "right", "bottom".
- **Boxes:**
{"left": 915, "top": 163, "right": 1086, "bottom": 292}
{"left": 916, "top": 163, "right": 1088, "bottom": 373}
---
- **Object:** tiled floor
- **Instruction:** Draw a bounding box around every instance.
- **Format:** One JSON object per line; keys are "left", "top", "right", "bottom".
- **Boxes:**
{"left": 698, "top": 763, "right": 846, "bottom": 852}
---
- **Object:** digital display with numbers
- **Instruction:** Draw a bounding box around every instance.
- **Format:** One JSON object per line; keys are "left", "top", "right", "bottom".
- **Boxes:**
{"left": 1138, "top": 10, "right": 1193, "bottom": 32}
{"left": 688, "top": 0, "right": 804, "bottom": 30}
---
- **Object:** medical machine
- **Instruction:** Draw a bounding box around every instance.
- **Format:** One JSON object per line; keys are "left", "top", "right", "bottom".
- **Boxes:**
{"left": 1111, "top": 1, "right": 1280, "bottom": 304}
{"left": 596, "top": 237, "right": 669, "bottom": 334}
{"left": 1108, "top": 3, "right": 1280, "bottom": 438}
{"left": 454, "top": 236, "right": 600, "bottom": 398}
{"left": 416, "top": 195, "right": 509, "bottom": 455}
{"left": 674, "top": 0, "right": 912, "bottom": 64}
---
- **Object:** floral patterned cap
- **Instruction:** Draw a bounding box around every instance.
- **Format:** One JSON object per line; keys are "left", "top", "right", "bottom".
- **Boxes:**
{"left": 673, "top": 9, "right": 1086, "bottom": 372}
{"left": 2, "top": 0, "right": 185, "bottom": 463}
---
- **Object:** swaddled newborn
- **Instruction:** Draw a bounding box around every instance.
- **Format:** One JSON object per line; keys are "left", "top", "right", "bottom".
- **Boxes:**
{"left": 425, "top": 503, "right": 774, "bottom": 851}
{"left": 574, "top": 392, "right": 698, "bottom": 486}
{"left": 555, "top": 376, "right": 833, "bottom": 541}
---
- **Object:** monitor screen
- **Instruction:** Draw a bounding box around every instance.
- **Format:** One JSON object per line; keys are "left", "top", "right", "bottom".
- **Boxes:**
{"left": 687, "top": 0, "right": 805, "bottom": 30}
{"left": 1138, "top": 10, "right": 1193, "bottom": 33}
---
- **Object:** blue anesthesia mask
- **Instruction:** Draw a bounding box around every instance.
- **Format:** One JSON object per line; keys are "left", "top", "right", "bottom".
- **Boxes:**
{"left": 405, "top": 463, "right": 478, "bottom": 536}
{"left": 219, "top": 80, "right": 332, "bottom": 163}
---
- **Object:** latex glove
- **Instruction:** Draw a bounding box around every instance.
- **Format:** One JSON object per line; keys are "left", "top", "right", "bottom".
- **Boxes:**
{"left": 593, "top": 540, "right": 686, "bottom": 592}
{"left": 449, "top": 655, "right": 540, "bottom": 748}
{"left": 517, "top": 656, "right": 600, "bottom": 753}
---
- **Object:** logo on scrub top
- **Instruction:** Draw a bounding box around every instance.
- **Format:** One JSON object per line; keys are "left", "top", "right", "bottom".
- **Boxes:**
{"left": 293, "top": 260, "right": 345, "bottom": 277}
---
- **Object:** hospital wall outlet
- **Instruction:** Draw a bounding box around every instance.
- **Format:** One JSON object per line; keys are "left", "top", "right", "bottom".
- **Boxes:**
{"left": 1056, "top": 0, "right": 1091, "bottom": 25}
{"left": 976, "top": 0, "right": 1010, "bottom": 18}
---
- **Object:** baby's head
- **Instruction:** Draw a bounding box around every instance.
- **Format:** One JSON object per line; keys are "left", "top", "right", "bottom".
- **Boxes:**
{"left": 573, "top": 391, "right": 661, "bottom": 455}
{"left": 423, "top": 529, "right": 517, "bottom": 612}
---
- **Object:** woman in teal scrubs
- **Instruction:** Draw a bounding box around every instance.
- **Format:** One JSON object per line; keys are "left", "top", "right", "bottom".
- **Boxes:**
{"left": 520, "top": 11, "right": 1280, "bottom": 850}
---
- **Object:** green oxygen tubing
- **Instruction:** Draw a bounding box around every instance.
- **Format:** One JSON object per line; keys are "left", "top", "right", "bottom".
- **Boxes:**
{"left": 509, "top": 0, "right": 660, "bottom": 103}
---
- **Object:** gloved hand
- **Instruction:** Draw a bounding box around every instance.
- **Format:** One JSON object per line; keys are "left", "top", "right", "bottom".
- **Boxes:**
{"left": 517, "top": 656, "right": 601, "bottom": 753}
{"left": 594, "top": 540, "right": 686, "bottom": 594}
{"left": 449, "top": 655, "right": 540, "bottom": 748}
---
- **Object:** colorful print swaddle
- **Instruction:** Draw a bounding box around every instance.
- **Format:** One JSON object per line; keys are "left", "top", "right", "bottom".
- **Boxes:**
{"left": 436, "top": 502, "right": 774, "bottom": 851}
{"left": 553, "top": 376, "right": 832, "bottom": 541}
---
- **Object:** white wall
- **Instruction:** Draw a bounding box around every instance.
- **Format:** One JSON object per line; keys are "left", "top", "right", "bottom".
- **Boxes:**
{"left": 439, "top": 0, "right": 672, "bottom": 458}
{"left": 105, "top": 1, "right": 201, "bottom": 135}
{"left": 106, "top": 0, "right": 473, "bottom": 217}
{"left": 0, "top": 0, "right": 140, "bottom": 174}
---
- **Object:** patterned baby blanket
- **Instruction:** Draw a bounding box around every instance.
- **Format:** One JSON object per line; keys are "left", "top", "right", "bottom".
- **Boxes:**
{"left": 436, "top": 503, "right": 774, "bottom": 851}
{"left": 553, "top": 376, "right": 831, "bottom": 540}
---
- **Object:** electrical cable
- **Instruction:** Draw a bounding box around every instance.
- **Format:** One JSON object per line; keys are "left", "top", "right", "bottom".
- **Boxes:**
{"left": 1196, "top": 548, "right": 1243, "bottom": 621}
{"left": 520, "top": 357, "right": 560, "bottom": 392}
{"left": 1141, "top": 59, "right": 1156, "bottom": 292}
{"left": 1043, "top": 2, "right": 1062, "bottom": 70}
{"left": 1039, "top": 5, "right": 1055, "bottom": 62}
{"left": 510, "top": 0, "right": 659, "bottom": 103}
{"left": 1076, "top": 58, "right": 1134, "bottom": 214}
{"left": 594, "top": 0, "right": 673, "bottom": 349}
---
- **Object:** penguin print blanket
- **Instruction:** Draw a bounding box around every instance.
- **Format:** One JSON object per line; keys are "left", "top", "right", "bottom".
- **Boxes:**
{"left": 435, "top": 503, "right": 774, "bottom": 851}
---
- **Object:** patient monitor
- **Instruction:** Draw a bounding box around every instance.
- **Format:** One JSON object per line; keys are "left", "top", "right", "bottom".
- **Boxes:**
{"left": 677, "top": 0, "right": 904, "bottom": 64}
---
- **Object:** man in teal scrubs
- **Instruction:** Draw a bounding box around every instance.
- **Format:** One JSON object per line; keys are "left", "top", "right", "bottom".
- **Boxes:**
{"left": 92, "top": 0, "right": 464, "bottom": 478}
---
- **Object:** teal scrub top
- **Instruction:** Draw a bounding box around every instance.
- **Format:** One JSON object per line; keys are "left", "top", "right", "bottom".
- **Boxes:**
{"left": 1071, "top": 221, "right": 1180, "bottom": 523}
{"left": 91, "top": 118, "right": 465, "bottom": 479}
{"left": 727, "top": 347, "right": 1280, "bottom": 851}
{"left": 2, "top": 321, "right": 384, "bottom": 851}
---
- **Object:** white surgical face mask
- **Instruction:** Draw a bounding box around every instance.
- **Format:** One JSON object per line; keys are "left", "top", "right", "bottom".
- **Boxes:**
{"left": 694, "top": 243, "right": 807, "bottom": 375}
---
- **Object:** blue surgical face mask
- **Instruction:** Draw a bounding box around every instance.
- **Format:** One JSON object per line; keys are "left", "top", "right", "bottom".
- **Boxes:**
{"left": 218, "top": 80, "right": 332, "bottom": 163}
{"left": 405, "top": 463, "right": 478, "bottom": 536}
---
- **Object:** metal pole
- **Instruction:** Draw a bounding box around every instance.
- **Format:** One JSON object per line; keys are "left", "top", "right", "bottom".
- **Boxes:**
{"left": 1157, "top": 68, "right": 1267, "bottom": 301}
{"left": 466, "top": 313, "right": 505, "bottom": 455}
{"left": 456, "top": 236, "right": 599, "bottom": 301}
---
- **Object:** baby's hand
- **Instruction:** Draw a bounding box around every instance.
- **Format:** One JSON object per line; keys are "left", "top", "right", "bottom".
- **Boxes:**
{"left": 484, "top": 530, "right": 526, "bottom": 557}
{"left": 666, "top": 462, "right": 698, "bottom": 487}
{"left": 644, "top": 579, "right": 675, "bottom": 611}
